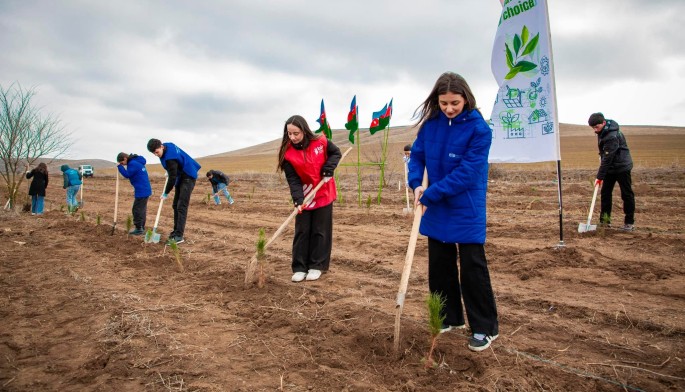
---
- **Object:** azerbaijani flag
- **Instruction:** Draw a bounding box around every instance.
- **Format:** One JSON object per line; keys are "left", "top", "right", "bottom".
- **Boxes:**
{"left": 369, "top": 99, "right": 392, "bottom": 135}
{"left": 315, "top": 99, "right": 332, "bottom": 140}
{"left": 344, "top": 95, "right": 359, "bottom": 143}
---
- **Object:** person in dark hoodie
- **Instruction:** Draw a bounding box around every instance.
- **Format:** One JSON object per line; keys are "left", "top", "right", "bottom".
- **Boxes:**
{"left": 60, "top": 164, "right": 82, "bottom": 213}
{"left": 588, "top": 112, "right": 635, "bottom": 231}
{"left": 146, "top": 139, "right": 201, "bottom": 245}
{"left": 26, "top": 162, "right": 49, "bottom": 215}
{"left": 277, "top": 115, "right": 342, "bottom": 283}
{"left": 117, "top": 152, "right": 152, "bottom": 235}
{"left": 206, "top": 170, "right": 234, "bottom": 205}
{"left": 408, "top": 72, "right": 498, "bottom": 352}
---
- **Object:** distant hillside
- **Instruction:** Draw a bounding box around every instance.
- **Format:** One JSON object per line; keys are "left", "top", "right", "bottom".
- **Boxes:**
{"left": 199, "top": 122, "right": 683, "bottom": 160}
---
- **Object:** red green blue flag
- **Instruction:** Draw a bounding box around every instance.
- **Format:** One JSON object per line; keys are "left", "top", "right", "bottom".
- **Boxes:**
{"left": 315, "top": 99, "right": 332, "bottom": 139}
{"left": 369, "top": 98, "right": 392, "bottom": 134}
{"left": 344, "top": 95, "right": 359, "bottom": 143}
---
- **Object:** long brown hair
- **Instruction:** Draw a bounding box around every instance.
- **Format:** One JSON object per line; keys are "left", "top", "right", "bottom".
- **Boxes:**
{"left": 412, "top": 72, "right": 479, "bottom": 129}
{"left": 276, "top": 115, "right": 321, "bottom": 171}
{"left": 35, "top": 163, "right": 48, "bottom": 175}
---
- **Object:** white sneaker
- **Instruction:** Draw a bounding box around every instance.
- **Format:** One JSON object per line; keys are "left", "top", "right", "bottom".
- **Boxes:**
{"left": 291, "top": 272, "right": 307, "bottom": 282}
{"left": 305, "top": 269, "right": 322, "bottom": 281}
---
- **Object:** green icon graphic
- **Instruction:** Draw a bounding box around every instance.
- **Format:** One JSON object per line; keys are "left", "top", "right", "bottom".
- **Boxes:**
{"left": 505, "top": 25, "right": 540, "bottom": 80}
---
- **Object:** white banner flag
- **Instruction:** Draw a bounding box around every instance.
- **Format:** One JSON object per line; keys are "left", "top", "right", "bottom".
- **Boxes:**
{"left": 489, "top": 0, "right": 560, "bottom": 163}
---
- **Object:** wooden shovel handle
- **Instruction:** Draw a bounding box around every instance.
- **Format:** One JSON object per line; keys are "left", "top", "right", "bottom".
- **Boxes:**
{"left": 393, "top": 168, "right": 428, "bottom": 352}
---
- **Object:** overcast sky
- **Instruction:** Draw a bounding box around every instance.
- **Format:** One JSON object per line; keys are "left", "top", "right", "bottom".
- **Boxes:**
{"left": 2, "top": 0, "right": 684, "bottom": 161}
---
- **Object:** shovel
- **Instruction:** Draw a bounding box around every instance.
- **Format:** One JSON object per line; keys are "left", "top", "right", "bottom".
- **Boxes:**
{"left": 146, "top": 175, "right": 169, "bottom": 244}
{"left": 402, "top": 160, "right": 412, "bottom": 214}
{"left": 578, "top": 182, "right": 600, "bottom": 233}
{"left": 111, "top": 171, "right": 119, "bottom": 235}
{"left": 394, "top": 168, "right": 428, "bottom": 352}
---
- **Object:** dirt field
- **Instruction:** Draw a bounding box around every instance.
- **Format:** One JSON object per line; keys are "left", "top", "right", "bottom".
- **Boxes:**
{"left": 1, "top": 164, "right": 684, "bottom": 391}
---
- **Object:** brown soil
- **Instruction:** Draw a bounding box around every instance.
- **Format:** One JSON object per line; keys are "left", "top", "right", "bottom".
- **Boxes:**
{"left": 1, "top": 168, "right": 684, "bottom": 391}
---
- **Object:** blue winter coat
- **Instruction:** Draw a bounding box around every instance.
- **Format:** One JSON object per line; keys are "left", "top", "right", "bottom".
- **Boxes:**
{"left": 117, "top": 155, "right": 152, "bottom": 198}
{"left": 408, "top": 109, "right": 491, "bottom": 244}
{"left": 159, "top": 142, "right": 201, "bottom": 181}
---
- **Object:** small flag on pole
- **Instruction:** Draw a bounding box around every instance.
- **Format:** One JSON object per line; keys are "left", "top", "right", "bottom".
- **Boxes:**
{"left": 315, "top": 99, "right": 332, "bottom": 139}
{"left": 344, "top": 95, "right": 359, "bottom": 143}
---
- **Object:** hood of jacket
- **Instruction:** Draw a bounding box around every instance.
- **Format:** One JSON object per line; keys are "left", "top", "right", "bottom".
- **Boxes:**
{"left": 60, "top": 164, "right": 70, "bottom": 172}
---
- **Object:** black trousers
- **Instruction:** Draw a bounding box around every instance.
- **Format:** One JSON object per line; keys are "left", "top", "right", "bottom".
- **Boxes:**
{"left": 172, "top": 177, "right": 196, "bottom": 237}
{"left": 132, "top": 197, "right": 149, "bottom": 230}
{"left": 292, "top": 203, "right": 333, "bottom": 273}
{"left": 428, "top": 239, "right": 498, "bottom": 336}
{"left": 600, "top": 170, "right": 635, "bottom": 225}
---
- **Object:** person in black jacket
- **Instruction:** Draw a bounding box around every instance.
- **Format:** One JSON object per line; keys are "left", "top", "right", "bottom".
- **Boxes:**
{"left": 588, "top": 112, "right": 636, "bottom": 231}
{"left": 26, "top": 163, "right": 49, "bottom": 215}
{"left": 206, "top": 170, "right": 234, "bottom": 205}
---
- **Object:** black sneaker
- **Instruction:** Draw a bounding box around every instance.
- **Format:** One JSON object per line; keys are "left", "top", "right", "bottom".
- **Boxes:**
{"left": 166, "top": 236, "right": 184, "bottom": 245}
{"left": 440, "top": 323, "right": 466, "bottom": 333}
{"left": 468, "top": 333, "right": 499, "bottom": 352}
{"left": 129, "top": 228, "right": 145, "bottom": 236}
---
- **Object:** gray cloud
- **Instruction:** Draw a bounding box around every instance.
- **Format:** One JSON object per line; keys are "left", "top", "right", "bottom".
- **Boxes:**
{"left": 1, "top": 0, "right": 683, "bottom": 160}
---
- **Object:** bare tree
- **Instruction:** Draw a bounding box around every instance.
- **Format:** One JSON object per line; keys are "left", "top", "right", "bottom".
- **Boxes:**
{"left": 1, "top": 83, "right": 72, "bottom": 209}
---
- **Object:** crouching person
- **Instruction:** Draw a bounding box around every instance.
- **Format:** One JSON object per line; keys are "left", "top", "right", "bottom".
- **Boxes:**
{"left": 206, "top": 170, "right": 234, "bottom": 205}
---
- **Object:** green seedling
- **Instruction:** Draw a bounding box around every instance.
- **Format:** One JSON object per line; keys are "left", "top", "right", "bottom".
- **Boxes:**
{"left": 366, "top": 195, "right": 372, "bottom": 209}
{"left": 256, "top": 228, "right": 267, "bottom": 288}
{"left": 96, "top": 214, "right": 101, "bottom": 225}
{"left": 206, "top": 192, "right": 211, "bottom": 204}
{"left": 145, "top": 229, "right": 153, "bottom": 243}
{"left": 125, "top": 215, "right": 133, "bottom": 233}
{"left": 79, "top": 211, "right": 86, "bottom": 221}
{"left": 168, "top": 240, "right": 185, "bottom": 272}
{"left": 424, "top": 292, "right": 446, "bottom": 369}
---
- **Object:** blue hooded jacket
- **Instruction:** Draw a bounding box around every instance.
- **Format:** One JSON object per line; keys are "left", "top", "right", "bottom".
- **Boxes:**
{"left": 159, "top": 142, "right": 201, "bottom": 181}
{"left": 117, "top": 154, "right": 152, "bottom": 198}
{"left": 408, "top": 109, "right": 491, "bottom": 244}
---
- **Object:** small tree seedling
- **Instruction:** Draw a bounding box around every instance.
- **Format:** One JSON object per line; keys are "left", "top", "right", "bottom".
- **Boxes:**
{"left": 125, "top": 215, "right": 133, "bottom": 233}
{"left": 424, "top": 292, "right": 446, "bottom": 369}
{"left": 79, "top": 211, "right": 86, "bottom": 221}
{"left": 96, "top": 214, "right": 101, "bottom": 225}
{"left": 169, "top": 240, "right": 185, "bottom": 272}
{"left": 256, "top": 228, "right": 267, "bottom": 288}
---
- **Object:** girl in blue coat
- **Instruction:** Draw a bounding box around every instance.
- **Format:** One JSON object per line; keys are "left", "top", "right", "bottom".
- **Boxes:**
{"left": 408, "top": 72, "right": 498, "bottom": 352}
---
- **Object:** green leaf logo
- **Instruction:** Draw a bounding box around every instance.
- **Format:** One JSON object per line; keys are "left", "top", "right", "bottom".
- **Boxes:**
{"left": 504, "top": 25, "right": 540, "bottom": 80}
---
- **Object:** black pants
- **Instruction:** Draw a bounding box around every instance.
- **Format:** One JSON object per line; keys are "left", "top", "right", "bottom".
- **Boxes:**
{"left": 428, "top": 239, "right": 498, "bottom": 336}
{"left": 172, "top": 177, "right": 196, "bottom": 237}
{"left": 132, "top": 197, "right": 149, "bottom": 230}
{"left": 600, "top": 170, "right": 635, "bottom": 225}
{"left": 292, "top": 203, "right": 333, "bottom": 273}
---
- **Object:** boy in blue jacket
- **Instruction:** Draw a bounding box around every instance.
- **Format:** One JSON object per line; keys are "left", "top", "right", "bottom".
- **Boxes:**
{"left": 147, "top": 139, "right": 201, "bottom": 245}
{"left": 117, "top": 152, "right": 152, "bottom": 235}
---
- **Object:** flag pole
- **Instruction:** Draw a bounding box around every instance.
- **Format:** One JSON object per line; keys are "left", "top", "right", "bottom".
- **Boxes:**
{"left": 543, "top": 0, "right": 564, "bottom": 248}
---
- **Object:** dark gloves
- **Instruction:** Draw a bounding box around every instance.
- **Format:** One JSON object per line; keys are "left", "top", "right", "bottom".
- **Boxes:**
{"left": 321, "top": 169, "right": 334, "bottom": 177}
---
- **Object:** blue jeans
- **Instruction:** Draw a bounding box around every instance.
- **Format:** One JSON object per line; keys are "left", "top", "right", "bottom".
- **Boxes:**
{"left": 31, "top": 195, "right": 45, "bottom": 214}
{"left": 66, "top": 185, "right": 80, "bottom": 208}
{"left": 213, "top": 183, "right": 234, "bottom": 205}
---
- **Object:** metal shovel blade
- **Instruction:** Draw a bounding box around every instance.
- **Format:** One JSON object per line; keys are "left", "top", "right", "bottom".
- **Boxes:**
{"left": 577, "top": 223, "right": 597, "bottom": 233}
{"left": 146, "top": 229, "right": 161, "bottom": 244}
{"left": 402, "top": 207, "right": 413, "bottom": 214}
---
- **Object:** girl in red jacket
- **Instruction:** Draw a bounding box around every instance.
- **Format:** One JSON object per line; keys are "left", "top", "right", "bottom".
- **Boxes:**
{"left": 277, "top": 115, "right": 342, "bottom": 282}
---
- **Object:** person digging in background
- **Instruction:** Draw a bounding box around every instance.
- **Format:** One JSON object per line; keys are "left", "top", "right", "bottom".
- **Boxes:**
{"left": 588, "top": 112, "right": 636, "bottom": 231}
{"left": 206, "top": 170, "right": 234, "bottom": 205}
{"left": 26, "top": 163, "right": 49, "bottom": 215}
{"left": 117, "top": 152, "right": 152, "bottom": 235}
{"left": 408, "top": 72, "right": 499, "bottom": 352}
{"left": 60, "top": 164, "right": 82, "bottom": 213}
{"left": 147, "top": 138, "right": 201, "bottom": 245}
{"left": 277, "top": 115, "right": 342, "bottom": 283}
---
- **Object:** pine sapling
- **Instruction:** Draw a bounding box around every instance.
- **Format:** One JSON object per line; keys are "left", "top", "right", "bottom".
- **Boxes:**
{"left": 96, "top": 213, "right": 101, "bottom": 225}
{"left": 79, "top": 211, "right": 86, "bottom": 221}
{"left": 206, "top": 192, "right": 211, "bottom": 204}
{"left": 424, "top": 292, "right": 446, "bottom": 368}
{"left": 144, "top": 229, "right": 153, "bottom": 243}
{"left": 169, "top": 240, "right": 185, "bottom": 272}
{"left": 256, "top": 228, "right": 267, "bottom": 288}
{"left": 125, "top": 215, "right": 133, "bottom": 234}
{"left": 366, "top": 195, "right": 372, "bottom": 209}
